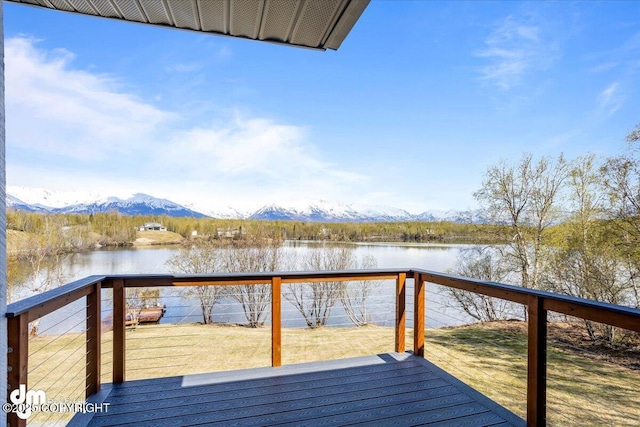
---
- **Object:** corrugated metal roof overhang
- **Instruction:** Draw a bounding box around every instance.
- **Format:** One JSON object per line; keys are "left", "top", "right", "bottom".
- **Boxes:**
{"left": 6, "top": 0, "right": 370, "bottom": 51}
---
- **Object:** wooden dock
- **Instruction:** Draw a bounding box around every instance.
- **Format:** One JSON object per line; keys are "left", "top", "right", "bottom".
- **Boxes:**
{"left": 101, "top": 305, "right": 166, "bottom": 331}
{"left": 71, "top": 352, "right": 524, "bottom": 426}
{"left": 136, "top": 306, "right": 166, "bottom": 323}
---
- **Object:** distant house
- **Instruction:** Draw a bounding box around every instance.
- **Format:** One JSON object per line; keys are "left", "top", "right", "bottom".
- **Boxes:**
{"left": 138, "top": 222, "right": 167, "bottom": 231}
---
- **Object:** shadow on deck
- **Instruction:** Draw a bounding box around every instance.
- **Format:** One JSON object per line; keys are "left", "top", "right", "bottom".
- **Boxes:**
{"left": 71, "top": 352, "right": 524, "bottom": 427}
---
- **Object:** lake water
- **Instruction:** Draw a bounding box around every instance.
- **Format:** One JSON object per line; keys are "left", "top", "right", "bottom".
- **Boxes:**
{"left": 17, "top": 241, "right": 477, "bottom": 334}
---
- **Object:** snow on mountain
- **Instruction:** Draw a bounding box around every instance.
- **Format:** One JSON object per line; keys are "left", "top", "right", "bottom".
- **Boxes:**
{"left": 249, "top": 202, "right": 483, "bottom": 223}
{"left": 6, "top": 188, "right": 208, "bottom": 218}
{"left": 417, "top": 209, "right": 487, "bottom": 224}
{"left": 250, "top": 201, "right": 416, "bottom": 223}
{"left": 351, "top": 204, "right": 415, "bottom": 222}
{"left": 7, "top": 186, "right": 105, "bottom": 209}
{"left": 6, "top": 187, "right": 482, "bottom": 223}
{"left": 183, "top": 202, "right": 249, "bottom": 220}
{"left": 205, "top": 207, "right": 249, "bottom": 220}
{"left": 250, "top": 200, "right": 357, "bottom": 222}
{"left": 53, "top": 193, "right": 209, "bottom": 218}
{"left": 7, "top": 194, "right": 48, "bottom": 213}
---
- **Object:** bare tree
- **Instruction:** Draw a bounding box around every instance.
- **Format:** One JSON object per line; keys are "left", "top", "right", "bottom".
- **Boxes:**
{"left": 600, "top": 124, "right": 640, "bottom": 314}
{"left": 223, "top": 236, "right": 282, "bottom": 327}
{"left": 627, "top": 122, "right": 640, "bottom": 143}
{"left": 285, "top": 245, "right": 355, "bottom": 328}
{"left": 602, "top": 126, "right": 640, "bottom": 278}
{"left": 548, "top": 154, "right": 636, "bottom": 342}
{"left": 19, "top": 218, "right": 69, "bottom": 335}
{"left": 25, "top": 251, "right": 67, "bottom": 336}
{"left": 340, "top": 254, "right": 380, "bottom": 326}
{"left": 474, "top": 153, "right": 568, "bottom": 291}
{"left": 166, "top": 241, "right": 224, "bottom": 324}
{"left": 447, "top": 246, "right": 514, "bottom": 322}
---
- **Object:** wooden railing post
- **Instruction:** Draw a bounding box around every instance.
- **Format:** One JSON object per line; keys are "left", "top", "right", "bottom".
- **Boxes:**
{"left": 413, "top": 273, "right": 425, "bottom": 357}
{"left": 7, "top": 314, "right": 28, "bottom": 427}
{"left": 395, "top": 273, "right": 406, "bottom": 353}
{"left": 112, "top": 279, "right": 126, "bottom": 384}
{"left": 271, "top": 277, "right": 282, "bottom": 367}
{"left": 527, "top": 295, "right": 547, "bottom": 427}
{"left": 86, "top": 281, "right": 101, "bottom": 397}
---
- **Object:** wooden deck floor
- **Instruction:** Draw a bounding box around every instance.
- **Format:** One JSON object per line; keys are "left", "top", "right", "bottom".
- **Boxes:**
{"left": 71, "top": 353, "right": 525, "bottom": 427}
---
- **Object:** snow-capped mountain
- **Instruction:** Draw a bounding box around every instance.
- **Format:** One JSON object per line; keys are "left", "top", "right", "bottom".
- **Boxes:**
{"left": 7, "top": 190, "right": 208, "bottom": 218}
{"left": 7, "top": 194, "right": 48, "bottom": 213}
{"left": 205, "top": 207, "right": 249, "bottom": 220}
{"left": 251, "top": 200, "right": 430, "bottom": 223}
{"left": 353, "top": 204, "right": 416, "bottom": 222}
{"left": 250, "top": 201, "right": 365, "bottom": 222}
{"left": 6, "top": 187, "right": 480, "bottom": 223}
{"left": 52, "top": 193, "right": 208, "bottom": 218}
{"left": 183, "top": 203, "right": 249, "bottom": 220}
{"left": 416, "top": 209, "right": 487, "bottom": 224}
{"left": 7, "top": 186, "right": 104, "bottom": 209}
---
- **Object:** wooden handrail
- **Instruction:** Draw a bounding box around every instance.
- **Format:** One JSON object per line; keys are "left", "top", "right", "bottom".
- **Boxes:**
{"left": 6, "top": 275, "right": 106, "bottom": 320}
{"left": 6, "top": 268, "right": 640, "bottom": 427}
{"left": 6, "top": 276, "right": 105, "bottom": 427}
{"left": 413, "top": 268, "right": 640, "bottom": 333}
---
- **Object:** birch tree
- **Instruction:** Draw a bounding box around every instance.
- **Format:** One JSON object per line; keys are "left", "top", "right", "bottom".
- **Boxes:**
{"left": 602, "top": 123, "right": 640, "bottom": 279}
{"left": 223, "top": 236, "right": 283, "bottom": 327}
{"left": 340, "top": 254, "right": 380, "bottom": 326}
{"left": 474, "top": 153, "right": 568, "bottom": 290}
{"left": 447, "top": 246, "right": 514, "bottom": 322}
{"left": 166, "top": 240, "right": 224, "bottom": 324}
{"left": 285, "top": 245, "right": 355, "bottom": 328}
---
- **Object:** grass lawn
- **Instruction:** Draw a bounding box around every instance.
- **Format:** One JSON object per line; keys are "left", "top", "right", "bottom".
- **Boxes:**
{"left": 27, "top": 322, "right": 639, "bottom": 426}
{"left": 133, "top": 230, "right": 184, "bottom": 246}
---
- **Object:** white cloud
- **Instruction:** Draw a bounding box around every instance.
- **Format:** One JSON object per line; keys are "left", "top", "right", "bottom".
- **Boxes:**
{"left": 477, "top": 15, "right": 557, "bottom": 89}
{"left": 5, "top": 37, "right": 174, "bottom": 160}
{"left": 5, "top": 37, "right": 368, "bottom": 211}
{"left": 165, "top": 116, "right": 314, "bottom": 174}
{"left": 153, "top": 114, "right": 368, "bottom": 210}
{"left": 596, "top": 82, "right": 622, "bottom": 118}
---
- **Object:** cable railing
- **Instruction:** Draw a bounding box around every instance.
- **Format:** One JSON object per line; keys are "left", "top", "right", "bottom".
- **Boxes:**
{"left": 5, "top": 269, "right": 640, "bottom": 426}
{"left": 115, "top": 283, "right": 399, "bottom": 373}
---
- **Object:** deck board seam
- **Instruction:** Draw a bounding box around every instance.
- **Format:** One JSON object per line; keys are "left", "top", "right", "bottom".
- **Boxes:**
{"left": 102, "top": 369, "right": 440, "bottom": 408}
{"left": 78, "top": 353, "right": 524, "bottom": 427}
{"left": 91, "top": 377, "right": 455, "bottom": 423}
{"left": 98, "top": 389, "right": 473, "bottom": 427}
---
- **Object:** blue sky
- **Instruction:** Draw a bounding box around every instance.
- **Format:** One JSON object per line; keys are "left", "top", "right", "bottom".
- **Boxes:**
{"left": 4, "top": 1, "right": 640, "bottom": 214}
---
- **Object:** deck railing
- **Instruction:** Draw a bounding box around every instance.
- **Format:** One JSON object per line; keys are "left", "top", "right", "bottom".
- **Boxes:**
{"left": 6, "top": 268, "right": 640, "bottom": 427}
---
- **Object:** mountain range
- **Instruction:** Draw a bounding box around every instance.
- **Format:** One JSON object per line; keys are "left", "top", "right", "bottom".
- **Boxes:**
{"left": 6, "top": 187, "right": 481, "bottom": 223}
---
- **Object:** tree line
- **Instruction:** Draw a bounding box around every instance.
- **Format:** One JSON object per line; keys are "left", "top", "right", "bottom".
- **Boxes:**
{"left": 8, "top": 209, "right": 513, "bottom": 247}
{"left": 449, "top": 123, "right": 640, "bottom": 344}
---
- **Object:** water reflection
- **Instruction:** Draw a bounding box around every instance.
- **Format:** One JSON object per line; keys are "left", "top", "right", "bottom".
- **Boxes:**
{"left": 13, "top": 241, "right": 475, "bottom": 333}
